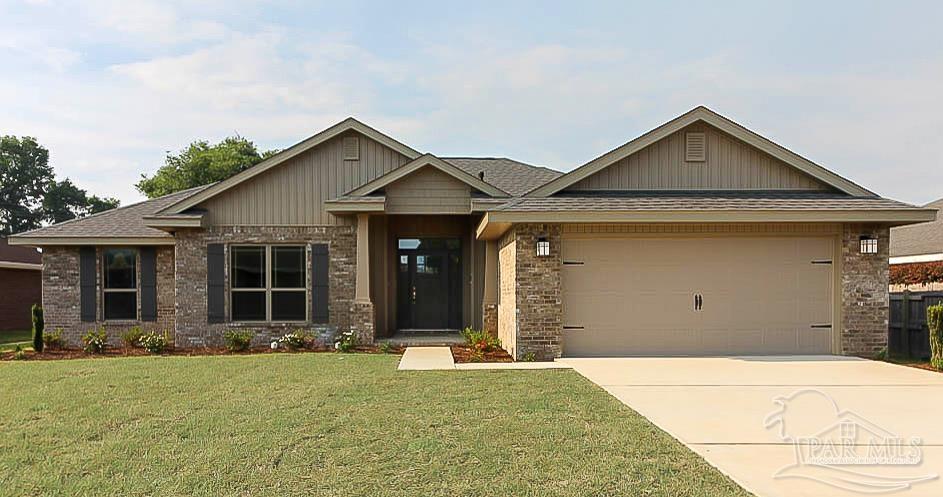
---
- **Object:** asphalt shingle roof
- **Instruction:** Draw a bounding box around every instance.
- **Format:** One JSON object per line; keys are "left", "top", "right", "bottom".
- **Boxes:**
{"left": 12, "top": 185, "right": 210, "bottom": 239}
{"left": 442, "top": 157, "right": 562, "bottom": 196}
{"left": 890, "top": 198, "right": 943, "bottom": 256}
{"left": 492, "top": 192, "right": 922, "bottom": 212}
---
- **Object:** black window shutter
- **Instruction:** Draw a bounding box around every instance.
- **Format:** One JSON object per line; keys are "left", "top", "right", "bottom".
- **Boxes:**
{"left": 207, "top": 244, "right": 225, "bottom": 323}
{"left": 79, "top": 247, "right": 97, "bottom": 322}
{"left": 311, "top": 244, "right": 329, "bottom": 324}
{"left": 140, "top": 247, "right": 157, "bottom": 322}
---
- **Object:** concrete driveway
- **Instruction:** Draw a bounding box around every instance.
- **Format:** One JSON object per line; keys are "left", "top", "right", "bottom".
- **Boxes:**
{"left": 559, "top": 356, "right": 943, "bottom": 497}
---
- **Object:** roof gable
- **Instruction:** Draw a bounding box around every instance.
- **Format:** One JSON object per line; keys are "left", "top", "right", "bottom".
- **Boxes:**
{"left": 527, "top": 106, "right": 876, "bottom": 198}
{"left": 346, "top": 154, "right": 509, "bottom": 197}
{"left": 162, "top": 117, "right": 422, "bottom": 215}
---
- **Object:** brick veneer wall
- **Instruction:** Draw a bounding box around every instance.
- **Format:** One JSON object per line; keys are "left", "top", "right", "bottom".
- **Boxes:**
{"left": 497, "top": 232, "right": 517, "bottom": 358}
{"left": 0, "top": 268, "right": 41, "bottom": 331}
{"left": 41, "top": 246, "right": 175, "bottom": 347}
{"left": 841, "top": 223, "right": 890, "bottom": 356}
{"left": 173, "top": 226, "right": 356, "bottom": 348}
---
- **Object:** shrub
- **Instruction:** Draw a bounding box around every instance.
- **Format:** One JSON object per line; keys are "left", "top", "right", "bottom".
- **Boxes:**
{"left": 277, "top": 330, "right": 312, "bottom": 351}
{"left": 12, "top": 345, "right": 27, "bottom": 361}
{"left": 378, "top": 342, "right": 393, "bottom": 354}
{"left": 522, "top": 351, "right": 537, "bottom": 362}
{"left": 873, "top": 347, "right": 887, "bottom": 361}
{"left": 334, "top": 330, "right": 357, "bottom": 353}
{"left": 928, "top": 303, "right": 943, "bottom": 370}
{"left": 224, "top": 329, "right": 254, "bottom": 352}
{"left": 139, "top": 331, "right": 169, "bottom": 355}
{"left": 82, "top": 328, "right": 108, "bottom": 354}
{"left": 31, "top": 304, "right": 44, "bottom": 353}
{"left": 120, "top": 327, "right": 145, "bottom": 348}
{"left": 460, "top": 327, "right": 501, "bottom": 354}
{"left": 42, "top": 328, "right": 63, "bottom": 349}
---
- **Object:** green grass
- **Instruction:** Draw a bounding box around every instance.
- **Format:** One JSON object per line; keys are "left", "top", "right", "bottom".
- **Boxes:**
{"left": 0, "top": 354, "right": 750, "bottom": 496}
{"left": 0, "top": 329, "right": 31, "bottom": 352}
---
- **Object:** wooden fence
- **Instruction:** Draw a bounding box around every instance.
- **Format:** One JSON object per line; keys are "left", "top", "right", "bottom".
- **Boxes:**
{"left": 889, "top": 291, "right": 943, "bottom": 359}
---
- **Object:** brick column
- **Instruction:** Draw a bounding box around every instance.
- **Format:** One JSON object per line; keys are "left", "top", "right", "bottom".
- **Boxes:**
{"left": 841, "top": 223, "right": 890, "bottom": 356}
{"left": 514, "top": 224, "right": 562, "bottom": 360}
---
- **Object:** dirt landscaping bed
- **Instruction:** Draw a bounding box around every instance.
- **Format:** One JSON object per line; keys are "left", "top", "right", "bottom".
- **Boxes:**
{"left": 0, "top": 344, "right": 404, "bottom": 362}
{"left": 450, "top": 345, "right": 514, "bottom": 363}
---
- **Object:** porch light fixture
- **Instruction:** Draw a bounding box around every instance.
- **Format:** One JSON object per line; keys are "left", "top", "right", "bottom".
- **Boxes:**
{"left": 859, "top": 236, "right": 878, "bottom": 254}
{"left": 536, "top": 236, "right": 551, "bottom": 257}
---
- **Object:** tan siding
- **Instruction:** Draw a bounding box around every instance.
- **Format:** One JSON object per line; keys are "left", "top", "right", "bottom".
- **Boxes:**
{"left": 384, "top": 167, "right": 471, "bottom": 214}
{"left": 567, "top": 123, "right": 832, "bottom": 192}
{"left": 201, "top": 132, "right": 412, "bottom": 226}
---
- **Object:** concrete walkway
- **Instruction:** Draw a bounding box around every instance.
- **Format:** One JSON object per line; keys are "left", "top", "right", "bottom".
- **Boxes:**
{"left": 559, "top": 356, "right": 943, "bottom": 497}
{"left": 397, "top": 346, "right": 570, "bottom": 371}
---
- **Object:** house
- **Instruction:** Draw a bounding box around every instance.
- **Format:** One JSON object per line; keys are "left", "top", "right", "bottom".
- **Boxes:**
{"left": 889, "top": 198, "right": 943, "bottom": 291}
{"left": 0, "top": 237, "right": 42, "bottom": 331}
{"left": 9, "top": 107, "right": 936, "bottom": 359}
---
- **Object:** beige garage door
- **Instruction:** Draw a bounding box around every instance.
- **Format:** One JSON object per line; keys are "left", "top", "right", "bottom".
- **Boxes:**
{"left": 562, "top": 236, "right": 834, "bottom": 357}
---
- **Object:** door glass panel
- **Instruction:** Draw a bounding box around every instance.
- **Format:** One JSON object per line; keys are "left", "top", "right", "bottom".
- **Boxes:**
{"left": 398, "top": 239, "right": 421, "bottom": 250}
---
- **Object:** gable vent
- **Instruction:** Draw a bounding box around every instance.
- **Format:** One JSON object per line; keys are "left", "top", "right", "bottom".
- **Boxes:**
{"left": 343, "top": 136, "right": 360, "bottom": 161}
{"left": 685, "top": 132, "right": 706, "bottom": 162}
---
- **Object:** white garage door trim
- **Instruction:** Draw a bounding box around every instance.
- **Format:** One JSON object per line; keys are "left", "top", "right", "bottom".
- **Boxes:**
{"left": 561, "top": 231, "right": 841, "bottom": 357}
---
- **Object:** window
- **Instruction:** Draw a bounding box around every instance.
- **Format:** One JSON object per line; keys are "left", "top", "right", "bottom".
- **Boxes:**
{"left": 103, "top": 248, "right": 137, "bottom": 320}
{"left": 231, "top": 245, "right": 307, "bottom": 322}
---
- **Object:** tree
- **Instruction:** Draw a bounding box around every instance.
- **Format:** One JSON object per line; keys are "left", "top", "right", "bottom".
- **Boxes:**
{"left": 136, "top": 136, "right": 278, "bottom": 198}
{"left": 43, "top": 179, "right": 120, "bottom": 224}
{"left": 0, "top": 136, "right": 121, "bottom": 233}
{"left": 0, "top": 136, "right": 53, "bottom": 234}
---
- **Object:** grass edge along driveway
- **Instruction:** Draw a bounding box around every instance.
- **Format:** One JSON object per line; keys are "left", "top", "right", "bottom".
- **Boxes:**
{"left": 0, "top": 353, "right": 751, "bottom": 496}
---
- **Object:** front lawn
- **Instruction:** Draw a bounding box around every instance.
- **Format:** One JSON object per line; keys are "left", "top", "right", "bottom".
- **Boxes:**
{"left": 0, "top": 354, "right": 750, "bottom": 496}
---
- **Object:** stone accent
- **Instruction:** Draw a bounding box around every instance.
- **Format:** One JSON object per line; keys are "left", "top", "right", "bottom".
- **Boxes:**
{"left": 482, "top": 303, "right": 498, "bottom": 338}
{"left": 841, "top": 224, "right": 890, "bottom": 356}
{"left": 349, "top": 301, "right": 375, "bottom": 344}
{"left": 173, "top": 225, "right": 356, "bottom": 348}
{"left": 496, "top": 224, "right": 563, "bottom": 360}
{"left": 41, "top": 246, "right": 175, "bottom": 348}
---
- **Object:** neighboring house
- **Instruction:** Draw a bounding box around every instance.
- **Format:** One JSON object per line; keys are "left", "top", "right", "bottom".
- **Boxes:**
{"left": 0, "top": 237, "right": 42, "bottom": 331}
{"left": 9, "top": 107, "right": 936, "bottom": 359}
{"left": 889, "top": 198, "right": 943, "bottom": 291}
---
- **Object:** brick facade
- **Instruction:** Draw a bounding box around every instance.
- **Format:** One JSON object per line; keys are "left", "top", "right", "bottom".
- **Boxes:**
{"left": 841, "top": 224, "right": 890, "bottom": 356}
{"left": 482, "top": 303, "right": 498, "bottom": 338}
{"left": 173, "top": 226, "right": 357, "bottom": 348}
{"left": 41, "top": 246, "right": 175, "bottom": 347}
{"left": 497, "top": 224, "right": 563, "bottom": 360}
{"left": 0, "top": 268, "right": 41, "bottom": 331}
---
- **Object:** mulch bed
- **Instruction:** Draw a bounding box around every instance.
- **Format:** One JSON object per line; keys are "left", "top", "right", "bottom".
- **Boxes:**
{"left": 0, "top": 345, "right": 403, "bottom": 362}
{"left": 450, "top": 345, "right": 513, "bottom": 363}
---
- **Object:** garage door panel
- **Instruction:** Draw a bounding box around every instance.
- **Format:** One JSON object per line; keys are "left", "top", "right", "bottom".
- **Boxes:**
{"left": 562, "top": 236, "right": 834, "bottom": 357}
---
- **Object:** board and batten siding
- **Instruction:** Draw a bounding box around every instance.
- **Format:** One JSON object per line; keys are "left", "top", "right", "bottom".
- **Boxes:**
{"left": 566, "top": 123, "right": 833, "bottom": 192}
{"left": 201, "top": 133, "right": 412, "bottom": 226}
{"left": 384, "top": 167, "right": 471, "bottom": 215}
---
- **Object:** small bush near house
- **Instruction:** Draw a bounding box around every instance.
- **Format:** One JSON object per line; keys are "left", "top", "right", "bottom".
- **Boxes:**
{"left": 42, "top": 328, "right": 63, "bottom": 349}
{"left": 31, "top": 304, "right": 44, "bottom": 353}
{"left": 873, "top": 347, "right": 888, "bottom": 361}
{"left": 334, "top": 330, "right": 357, "bottom": 353}
{"left": 522, "top": 352, "right": 537, "bottom": 362}
{"left": 928, "top": 303, "right": 943, "bottom": 370}
{"left": 277, "top": 330, "right": 312, "bottom": 351}
{"left": 139, "top": 331, "right": 169, "bottom": 355}
{"left": 224, "top": 330, "right": 254, "bottom": 352}
{"left": 461, "top": 327, "right": 501, "bottom": 354}
{"left": 12, "top": 345, "right": 27, "bottom": 360}
{"left": 82, "top": 328, "right": 108, "bottom": 354}
{"left": 378, "top": 342, "right": 393, "bottom": 354}
{"left": 120, "top": 327, "right": 145, "bottom": 348}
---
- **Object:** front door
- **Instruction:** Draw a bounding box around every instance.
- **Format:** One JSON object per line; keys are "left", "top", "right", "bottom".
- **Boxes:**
{"left": 397, "top": 238, "right": 462, "bottom": 330}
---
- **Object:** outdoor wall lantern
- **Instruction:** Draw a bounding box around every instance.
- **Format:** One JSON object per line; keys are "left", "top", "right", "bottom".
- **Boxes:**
{"left": 859, "top": 236, "right": 878, "bottom": 254}
{"left": 536, "top": 236, "right": 551, "bottom": 257}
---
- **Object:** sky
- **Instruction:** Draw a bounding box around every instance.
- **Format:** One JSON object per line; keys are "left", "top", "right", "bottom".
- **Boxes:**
{"left": 2, "top": 0, "right": 942, "bottom": 206}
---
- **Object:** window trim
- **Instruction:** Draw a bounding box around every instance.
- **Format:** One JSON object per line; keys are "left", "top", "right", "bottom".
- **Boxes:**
{"left": 229, "top": 244, "right": 308, "bottom": 323}
{"left": 102, "top": 247, "right": 139, "bottom": 322}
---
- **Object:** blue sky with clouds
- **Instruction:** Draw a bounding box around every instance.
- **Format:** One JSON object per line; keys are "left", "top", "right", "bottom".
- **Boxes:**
{"left": 2, "top": 0, "right": 942, "bottom": 205}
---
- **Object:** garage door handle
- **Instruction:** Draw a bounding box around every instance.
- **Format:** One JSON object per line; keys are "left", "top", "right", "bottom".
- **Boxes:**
{"left": 694, "top": 294, "right": 702, "bottom": 311}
